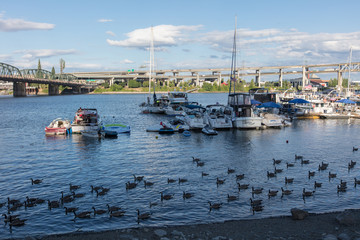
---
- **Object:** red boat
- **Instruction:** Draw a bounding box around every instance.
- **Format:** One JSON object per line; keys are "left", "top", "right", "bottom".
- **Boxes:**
{"left": 45, "top": 118, "right": 72, "bottom": 135}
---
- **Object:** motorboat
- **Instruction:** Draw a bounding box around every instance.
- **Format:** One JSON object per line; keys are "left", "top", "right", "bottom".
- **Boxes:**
{"left": 228, "top": 93, "right": 262, "bottom": 129}
{"left": 260, "top": 113, "right": 283, "bottom": 128}
{"left": 167, "top": 91, "right": 188, "bottom": 104}
{"left": 183, "top": 107, "right": 206, "bottom": 130}
{"left": 164, "top": 104, "right": 186, "bottom": 116}
{"left": 71, "top": 108, "right": 101, "bottom": 134}
{"left": 202, "top": 124, "right": 218, "bottom": 135}
{"left": 146, "top": 120, "right": 189, "bottom": 132}
{"left": 204, "top": 104, "right": 233, "bottom": 129}
{"left": 45, "top": 118, "right": 71, "bottom": 135}
{"left": 81, "top": 130, "right": 104, "bottom": 139}
{"left": 158, "top": 122, "right": 174, "bottom": 134}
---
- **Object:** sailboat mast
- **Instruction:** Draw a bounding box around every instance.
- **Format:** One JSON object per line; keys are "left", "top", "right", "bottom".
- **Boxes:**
{"left": 149, "top": 27, "right": 154, "bottom": 98}
{"left": 229, "top": 17, "right": 237, "bottom": 95}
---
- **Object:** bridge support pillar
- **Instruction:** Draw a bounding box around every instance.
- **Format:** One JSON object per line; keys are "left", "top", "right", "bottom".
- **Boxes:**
{"left": 302, "top": 66, "right": 307, "bottom": 89}
{"left": 13, "top": 82, "right": 26, "bottom": 97}
{"left": 196, "top": 73, "right": 200, "bottom": 87}
{"left": 49, "top": 84, "right": 59, "bottom": 95}
{"left": 255, "top": 70, "right": 261, "bottom": 87}
{"left": 279, "top": 69, "right": 283, "bottom": 87}
{"left": 218, "top": 73, "right": 221, "bottom": 86}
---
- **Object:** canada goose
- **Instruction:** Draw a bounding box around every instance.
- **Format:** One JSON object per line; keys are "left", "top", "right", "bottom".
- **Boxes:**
{"left": 281, "top": 187, "right": 293, "bottom": 196}
{"left": 64, "top": 207, "right": 78, "bottom": 215}
{"left": 274, "top": 167, "right": 283, "bottom": 173}
{"left": 144, "top": 180, "right": 154, "bottom": 187}
{"left": 35, "top": 198, "right": 45, "bottom": 204}
{"left": 208, "top": 201, "right": 222, "bottom": 210}
{"left": 91, "top": 185, "right": 102, "bottom": 192}
{"left": 308, "top": 171, "right": 315, "bottom": 178}
{"left": 285, "top": 177, "right": 294, "bottom": 184}
{"left": 349, "top": 162, "right": 355, "bottom": 170}
{"left": 95, "top": 189, "right": 107, "bottom": 197}
{"left": 73, "top": 211, "right": 91, "bottom": 219}
{"left": 133, "top": 174, "right": 144, "bottom": 182}
{"left": 69, "top": 184, "right": 80, "bottom": 191}
{"left": 137, "top": 209, "right": 150, "bottom": 220}
{"left": 268, "top": 189, "right": 278, "bottom": 197}
{"left": 321, "top": 161, "right": 329, "bottom": 168}
{"left": 236, "top": 174, "right": 245, "bottom": 180}
{"left": 2, "top": 214, "right": 20, "bottom": 223}
{"left": 228, "top": 168, "right": 235, "bottom": 174}
{"left": 92, "top": 207, "right": 107, "bottom": 215}
{"left": 353, "top": 146, "right": 358, "bottom": 151}
{"left": 178, "top": 178, "right": 188, "bottom": 184}
{"left": 329, "top": 172, "right": 337, "bottom": 179}
{"left": 110, "top": 210, "right": 126, "bottom": 218}
{"left": 202, "top": 172, "right": 209, "bottom": 177}
{"left": 355, "top": 178, "right": 360, "bottom": 187}
{"left": 267, "top": 171, "right": 276, "bottom": 178}
{"left": 197, "top": 161, "right": 205, "bottom": 167}
{"left": 237, "top": 183, "right": 249, "bottom": 190}
{"left": 295, "top": 154, "right": 303, "bottom": 160}
{"left": 350, "top": 160, "right": 357, "bottom": 166}
{"left": 251, "top": 187, "right": 263, "bottom": 195}
{"left": 337, "top": 185, "right": 347, "bottom": 193}
{"left": 302, "top": 188, "right": 315, "bottom": 197}
{"left": 161, "top": 192, "right": 173, "bottom": 201}
{"left": 273, "top": 158, "right": 281, "bottom": 165}
{"left": 216, "top": 178, "right": 225, "bottom": 185}
{"left": 192, "top": 156, "right": 200, "bottom": 163}
{"left": 26, "top": 196, "right": 38, "bottom": 204}
{"left": 301, "top": 159, "right": 310, "bottom": 165}
{"left": 126, "top": 181, "right": 137, "bottom": 190}
{"left": 107, "top": 204, "right": 121, "bottom": 212}
{"left": 167, "top": 178, "right": 176, "bottom": 184}
{"left": 183, "top": 191, "right": 193, "bottom": 199}
{"left": 72, "top": 191, "right": 85, "bottom": 198}
{"left": 314, "top": 181, "right": 322, "bottom": 188}
{"left": 61, "top": 191, "right": 73, "bottom": 203}
{"left": 101, "top": 187, "right": 110, "bottom": 193}
{"left": 24, "top": 201, "right": 36, "bottom": 209}
{"left": 252, "top": 205, "right": 264, "bottom": 213}
{"left": 340, "top": 180, "right": 347, "bottom": 187}
{"left": 47, "top": 200, "right": 60, "bottom": 209}
{"left": 227, "top": 194, "right": 238, "bottom": 201}
{"left": 7, "top": 197, "right": 20, "bottom": 205}
{"left": 286, "top": 162, "right": 294, "bottom": 168}
{"left": 30, "top": 178, "right": 42, "bottom": 185}
{"left": 9, "top": 218, "right": 27, "bottom": 227}
{"left": 250, "top": 198, "right": 262, "bottom": 206}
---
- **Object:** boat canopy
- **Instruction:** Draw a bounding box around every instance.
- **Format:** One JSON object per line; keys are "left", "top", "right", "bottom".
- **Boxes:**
{"left": 335, "top": 99, "right": 356, "bottom": 104}
{"left": 288, "top": 98, "right": 310, "bottom": 104}
{"left": 256, "top": 102, "right": 281, "bottom": 108}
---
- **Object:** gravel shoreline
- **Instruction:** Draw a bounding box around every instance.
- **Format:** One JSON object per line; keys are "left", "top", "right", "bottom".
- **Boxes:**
{"left": 11, "top": 209, "right": 360, "bottom": 240}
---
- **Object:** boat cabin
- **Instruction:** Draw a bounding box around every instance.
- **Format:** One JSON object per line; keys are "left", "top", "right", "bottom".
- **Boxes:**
{"left": 228, "top": 93, "right": 253, "bottom": 117}
{"left": 249, "top": 88, "right": 277, "bottom": 103}
{"left": 168, "top": 91, "right": 188, "bottom": 104}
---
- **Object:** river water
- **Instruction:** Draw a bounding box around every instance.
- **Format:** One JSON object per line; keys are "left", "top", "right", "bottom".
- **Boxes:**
{"left": 0, "top": 93, "right": 359, "bottom": 239}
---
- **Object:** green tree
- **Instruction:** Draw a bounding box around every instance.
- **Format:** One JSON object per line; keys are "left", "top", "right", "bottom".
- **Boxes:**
{"left": 249, "top": 79, "right": 255, "bottom": 89}
{"left": 202, "top": 82, "right": 213, "bottom": 91}
{"left": 128, "top": 80, "right": 141, "bottom": 88}
{"left": 36, "top": 59, "right": 42, "bottom": 78}
{"left": 51, "top": 66, "right": 56, "bottom": 79}
{"left": 60, "top": 58, "right": 65, "bottom": 74}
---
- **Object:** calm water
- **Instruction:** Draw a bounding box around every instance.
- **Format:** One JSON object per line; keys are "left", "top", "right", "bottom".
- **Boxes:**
{"left": 1, "top": 93, "right": 360, "bottom": 239}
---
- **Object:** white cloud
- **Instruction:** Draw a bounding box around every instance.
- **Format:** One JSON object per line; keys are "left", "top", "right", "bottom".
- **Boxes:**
{"left": 15, "top": 49, "right": 77, "bottom": 59}
{"left": 106, "top": 31, "right": 116, "bottom": 36}
{"left": 98, "top": 19, "right": 113, "bottom": 23}
{"left": 0, "top": 15, "right": 54, "bottom": 32}
{"left": 121, "top": 59, "right": 134, "bottom": 64}
{"left": 107, "top": 24, "right": 203, "bottom": 50}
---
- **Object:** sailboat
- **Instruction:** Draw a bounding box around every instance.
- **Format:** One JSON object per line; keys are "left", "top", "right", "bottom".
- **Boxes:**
{"left": 227, "top": 18, "right": 262, "bottom": 129}
{"left": 141, "top": 27, "right": 168, "bottom": 114}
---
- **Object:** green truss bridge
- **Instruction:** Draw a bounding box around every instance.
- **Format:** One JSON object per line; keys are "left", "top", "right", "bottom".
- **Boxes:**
{"left": 0, "top": 62, "right": 93, "bottom": 97}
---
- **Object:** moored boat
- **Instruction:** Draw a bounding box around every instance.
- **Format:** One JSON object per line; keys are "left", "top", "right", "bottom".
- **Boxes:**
{"left": 71, "top": 108, "right": 100, "bottom": 134}
{"left": 202, "top": 124, "right": 218, "bottom": 135}
{"left": 102, "top": 124, "right": 131, "bottom": 134}
{"left": 204, "top": 104, "right": 233, "bottom": 129}
{"left": 45, "top": 118, "right": 71, "bottom": 135}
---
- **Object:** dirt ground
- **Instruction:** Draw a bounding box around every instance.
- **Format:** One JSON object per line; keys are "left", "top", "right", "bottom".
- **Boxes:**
{"left": 13, "top": 209, "right": 360, "bottom": 240}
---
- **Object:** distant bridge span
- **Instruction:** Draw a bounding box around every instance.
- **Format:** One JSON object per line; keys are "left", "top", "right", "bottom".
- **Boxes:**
{"left": 0, "top": 62, "right": 90, "bottom": 97}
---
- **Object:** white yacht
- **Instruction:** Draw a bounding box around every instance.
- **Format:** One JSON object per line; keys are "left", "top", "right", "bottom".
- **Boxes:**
{"left": 228, "top": 93, "right": 262, "bottom": 129}
{"left": 183, "top": 107, "right": 206, "bottom": 130}
{"left": 204, "top": 104, "right": 233, "bottom": 129}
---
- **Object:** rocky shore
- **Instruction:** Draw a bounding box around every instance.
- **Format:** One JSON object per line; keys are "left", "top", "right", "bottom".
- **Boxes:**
{"left": 14, "top": 209, "right": 360, "bottom": 240}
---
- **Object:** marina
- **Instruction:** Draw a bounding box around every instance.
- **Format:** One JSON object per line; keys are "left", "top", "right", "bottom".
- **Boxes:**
{"left": 1, "top": 93, "right": 360, "bottom": 239}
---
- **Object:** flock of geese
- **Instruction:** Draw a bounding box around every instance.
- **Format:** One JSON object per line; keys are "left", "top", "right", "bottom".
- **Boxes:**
{"left": 2, "top": 147, "right": 359, "bottom": 232}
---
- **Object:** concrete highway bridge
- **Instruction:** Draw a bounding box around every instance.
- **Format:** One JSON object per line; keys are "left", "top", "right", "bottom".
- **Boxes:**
{"left": 72, "top": 62, "right": 360, "bottom": 90}
{"left": 0, "top": 62, "right": 93, "bottom": 97}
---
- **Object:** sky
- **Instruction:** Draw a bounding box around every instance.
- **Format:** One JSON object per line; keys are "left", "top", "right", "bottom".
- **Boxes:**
{"left": 1, "top": 0, "right": 360, "bottom": 81}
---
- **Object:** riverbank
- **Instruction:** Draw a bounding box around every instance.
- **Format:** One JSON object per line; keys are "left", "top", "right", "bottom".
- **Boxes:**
{"left": 22, "top": 209, "right": 360, "bottom": 240}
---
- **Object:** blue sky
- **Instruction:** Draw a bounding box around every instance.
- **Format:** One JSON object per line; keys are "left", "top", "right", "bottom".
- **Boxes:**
{"left": 1, "top": 0, "right": 360, "bottom": 79}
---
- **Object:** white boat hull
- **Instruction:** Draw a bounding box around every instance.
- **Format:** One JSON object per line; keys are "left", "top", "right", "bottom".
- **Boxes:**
{"left": 72, "top": 125, "right": 99, "bottom": 134}
{"left": 232, "top": 117, "right": 262, "bottom": 129}
{"left": 207, "top": 118, "right": 233, "bottom": 129}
